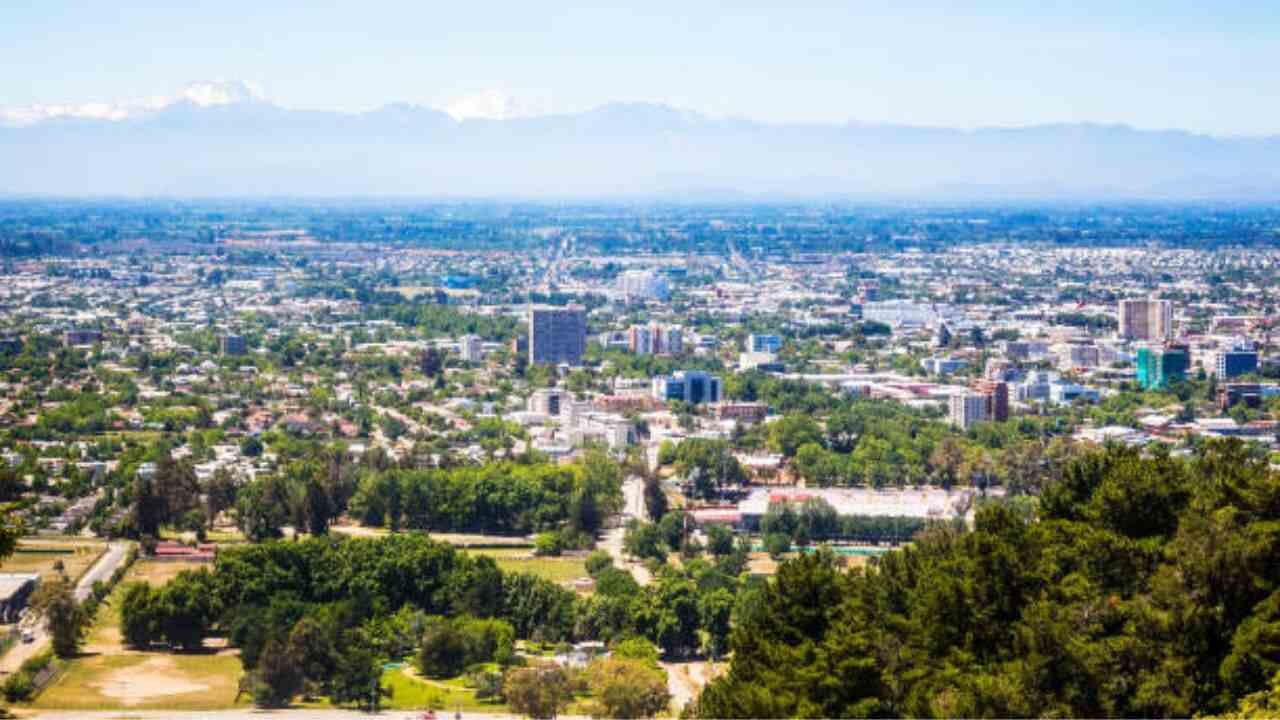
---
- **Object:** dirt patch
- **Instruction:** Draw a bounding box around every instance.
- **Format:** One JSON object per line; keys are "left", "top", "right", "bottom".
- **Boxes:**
{"left": 89, "top": 656, "right": 210, "bottom": 705}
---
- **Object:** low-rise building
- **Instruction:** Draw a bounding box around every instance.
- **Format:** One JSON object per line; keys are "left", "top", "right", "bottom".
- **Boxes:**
{"left": 0, "top": 573, "right": 40, "bottom": 623}
{"left": 712, "top": 402, "right": 769, "bottom": 425}
{"left": 652, "top": 371, "right": 722, "bottom": 405}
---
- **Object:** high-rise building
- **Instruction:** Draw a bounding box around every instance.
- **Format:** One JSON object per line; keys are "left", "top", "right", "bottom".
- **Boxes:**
{"left": 652, "top": 371, "right": 722, "bottom": 405}
{"left": 950, "top": 392, "right": 988, "bottom": 429}
{"left": 221, "top": 334, "right": 247, "bottom": 356}
{"left": 617, "top": 270, "right": 670, "bottom": 301}
{"left": 458, "top": 335, "right": 483, "bottom": 363}
{"left": 1135, "top": 343, "right": 1190, "bottom": 389}
{"left": 747, "top": 334, "right": 782, "bottom": 353}
{"left": 628, "top": 324, "right": 655, "bottom": 355}
{"left": 664, "top": 326, "right": 683, "bottom": 355}
{"left": 971, "top": 380, "right": 1010, "bottom": 422}
{"left": 628, "top": 323, "right": 683, "bottom": 356}
{"left": 1118, "top": 298, "right": 1174, "bottom": 341}
{"left": 529, "top": 307, "right": 586, "bottom": 366}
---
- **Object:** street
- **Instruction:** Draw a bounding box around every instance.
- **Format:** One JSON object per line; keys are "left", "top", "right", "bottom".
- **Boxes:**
{"left": 12, "top": 707, "right": 576, "bottom": 712}
{"left": 599, "top": 476, "right": 652, "bottom": 586}
{"left": 0, "top": 541, "right": 131, "bottom": 676}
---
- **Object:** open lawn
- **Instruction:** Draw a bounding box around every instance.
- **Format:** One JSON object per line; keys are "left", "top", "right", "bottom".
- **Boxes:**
{"left": 32, "top": 652, "right": 244, "bottom": 711}
{"left": 127, "top": 560, "right": 210, "bottom": 586}
{"left": 468, "top": 548, "right": 589, "bottom": 585}
{"left": 30, "top": 558, "right": 242, "bottom": 712}
{"left": 331, "top": 525, "right": 533, "bottom": 548}
{"left": 380, "top": 666, "right": 508, "bottom": 712}
{"left": 746, "top": 549, "right": 872, "bottom": 576}
{"left": 160, "top": 527, "right": 246, "bottom": 544}
{"left": 0, "top": 540, "right": 105, "bottom": 584}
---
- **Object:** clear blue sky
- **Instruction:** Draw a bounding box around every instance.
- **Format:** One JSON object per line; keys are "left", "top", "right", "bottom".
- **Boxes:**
{"left": 4, "top": 0, "right": 1278, "bottom": 135}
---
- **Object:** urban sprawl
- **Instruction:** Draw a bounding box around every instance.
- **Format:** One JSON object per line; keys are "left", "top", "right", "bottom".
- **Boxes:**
{"left": 2, "top": 203, "right": 1280, "bottom": 717}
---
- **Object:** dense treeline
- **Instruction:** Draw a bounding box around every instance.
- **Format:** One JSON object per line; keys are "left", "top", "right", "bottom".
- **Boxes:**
{"left": 675, "top": 396, "right": 1073, "bottom": 494}
{"left": 757, "top": 498, "right": 936, "bottom": 545}
{"left": 119, "top": 533, "right": 579, "bottom": 707}
{"left": 117, "top": 531, "right": 742, "bottom": 709}
{"left": 696, "top": 439, "right": 1280, "bottom": 718}
{"left": 348, "top": 451, "right": 622, "bottom": 537}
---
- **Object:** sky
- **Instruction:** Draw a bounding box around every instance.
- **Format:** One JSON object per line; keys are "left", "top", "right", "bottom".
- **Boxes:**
{"left": 3, "top": 0, "right": 1279, "bottom": 135}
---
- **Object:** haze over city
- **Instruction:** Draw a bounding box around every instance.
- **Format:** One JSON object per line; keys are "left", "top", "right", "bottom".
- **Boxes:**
{"left": 5, "top": 1, "right": 1280, "bottom": 135}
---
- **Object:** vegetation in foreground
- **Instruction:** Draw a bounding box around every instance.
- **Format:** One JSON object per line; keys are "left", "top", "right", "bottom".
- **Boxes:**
{"left": 697, "top": 439, "right": 1280, "bottom": 718}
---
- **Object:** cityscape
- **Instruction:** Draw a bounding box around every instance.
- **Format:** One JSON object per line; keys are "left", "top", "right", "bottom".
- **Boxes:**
{"left": 0, "top": 202, "right": 1278, "bottom": 718}
{"left": 4, "top": 1, "right": 1280, "bottom": 719}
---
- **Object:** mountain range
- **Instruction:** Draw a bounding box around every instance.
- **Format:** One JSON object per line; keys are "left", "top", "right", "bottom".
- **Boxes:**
{"left": 4, "top": 81, "right": 1278, "bottom": 199}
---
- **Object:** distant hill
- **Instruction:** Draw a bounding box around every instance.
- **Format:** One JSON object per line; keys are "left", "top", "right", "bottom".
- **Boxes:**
{"left": 3, "top": 92, "right": 1278, "bottom": 198}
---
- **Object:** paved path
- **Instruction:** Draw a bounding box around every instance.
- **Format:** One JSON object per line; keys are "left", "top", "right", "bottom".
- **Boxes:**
{"left": 16, "top": 687, "right": 694, "bottom": 720}
{"left": 72, "top": 542, "right": 128, "bottom": 602}
{"left": 600, "top": 476, "right": 652, "bottom": 586}
{"left": 1, "top": 541, "right": 130, "bottom": 676}
{"left": 661, "top": 660, "right": 697, "bottom": 713}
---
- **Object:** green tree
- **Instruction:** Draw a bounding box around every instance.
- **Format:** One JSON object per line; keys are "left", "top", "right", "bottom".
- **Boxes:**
{"left": 329, "top": 630, "right": 388, "bottom": 710}
{"left": 763, "top": 532, "right": 791, "bottom": 559}
{"left": 130, "top": 473, "right": 164, "bottom": 537}
{"left": 674, "top": 439, "right": 746, "bottom": 500}
{"left": 653, "top": 575, "right": 700, "bottom": 658}
{"left": 699, "top": 588, "right": 734, "bottom": 659}
{"left": 418, "top": 616, "right": 469, "bottom": 678}
{"left": 0, "top": 508, "right": 18, "bottom": 561}
{"left": 301, "top": 469, "right": 332, "bottom": 536}
{"left": 643, "top": 474, "right": 668, "bottom": 521}
{"left": 30, "top": 575, "right": 88, "bottom": 658}
{"left": 706, "top": 524, "right": 735, "bottom": 557}
{"left": 250, "top": 635, "right": 302, "bottom": 708}
{"left": 585, "top": 657, "right": 671, "bottom": 718}
{"left": 120, "top": 582, "right": 159, "bottom": 648}
{"left": 287, "top": 616, "right": 337, "bottom": 696}
{"left": 236, "top": 474, "right": 292, "bottom": 541}
{"left": 767, "top": 414, "right": 823, "bottom": 457}
{"left": 504, "top": 664, "right": 571, "bottom": 719}
{"left": 623, "top": 520, "right": 667, "bottom": 564}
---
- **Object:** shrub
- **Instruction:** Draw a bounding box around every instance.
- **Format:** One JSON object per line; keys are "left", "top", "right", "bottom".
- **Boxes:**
{"left": 584, "top": 550, "right": 614, "bottom": 576}
{"left": 533, "top": 532, "right": 563, "bottom": 557}
{"left": 1, "top": 672, "right": 34, "bottom": 703}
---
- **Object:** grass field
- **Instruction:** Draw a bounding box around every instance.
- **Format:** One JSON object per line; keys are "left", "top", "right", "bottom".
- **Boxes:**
{"left": 0, "top": 540, "right": 105, "bottom": 583}
{"left": 468, "top": 548, "right": 589, "bottom": 585}
{"left": 33, "top": 652, "right": 245, "bottom": 711}
{"left": 331, "top": 525, "right": 535, "bottom": 548}
{"left": 160, "top": 527, "right": 246, "bottom": 543}
{"left": 381, "top": 666, "right": 508, "bottom": 712}
{"left": 127, "top": 560, "right": 210, "bottom": 586}
{"left": 31, "top": 559, "right": 243, "bottom": 712}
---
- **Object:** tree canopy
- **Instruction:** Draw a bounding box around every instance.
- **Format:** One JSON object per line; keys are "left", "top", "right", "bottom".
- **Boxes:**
{"left": 697, "top": 440, "right": 1280, "bottom": 718}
